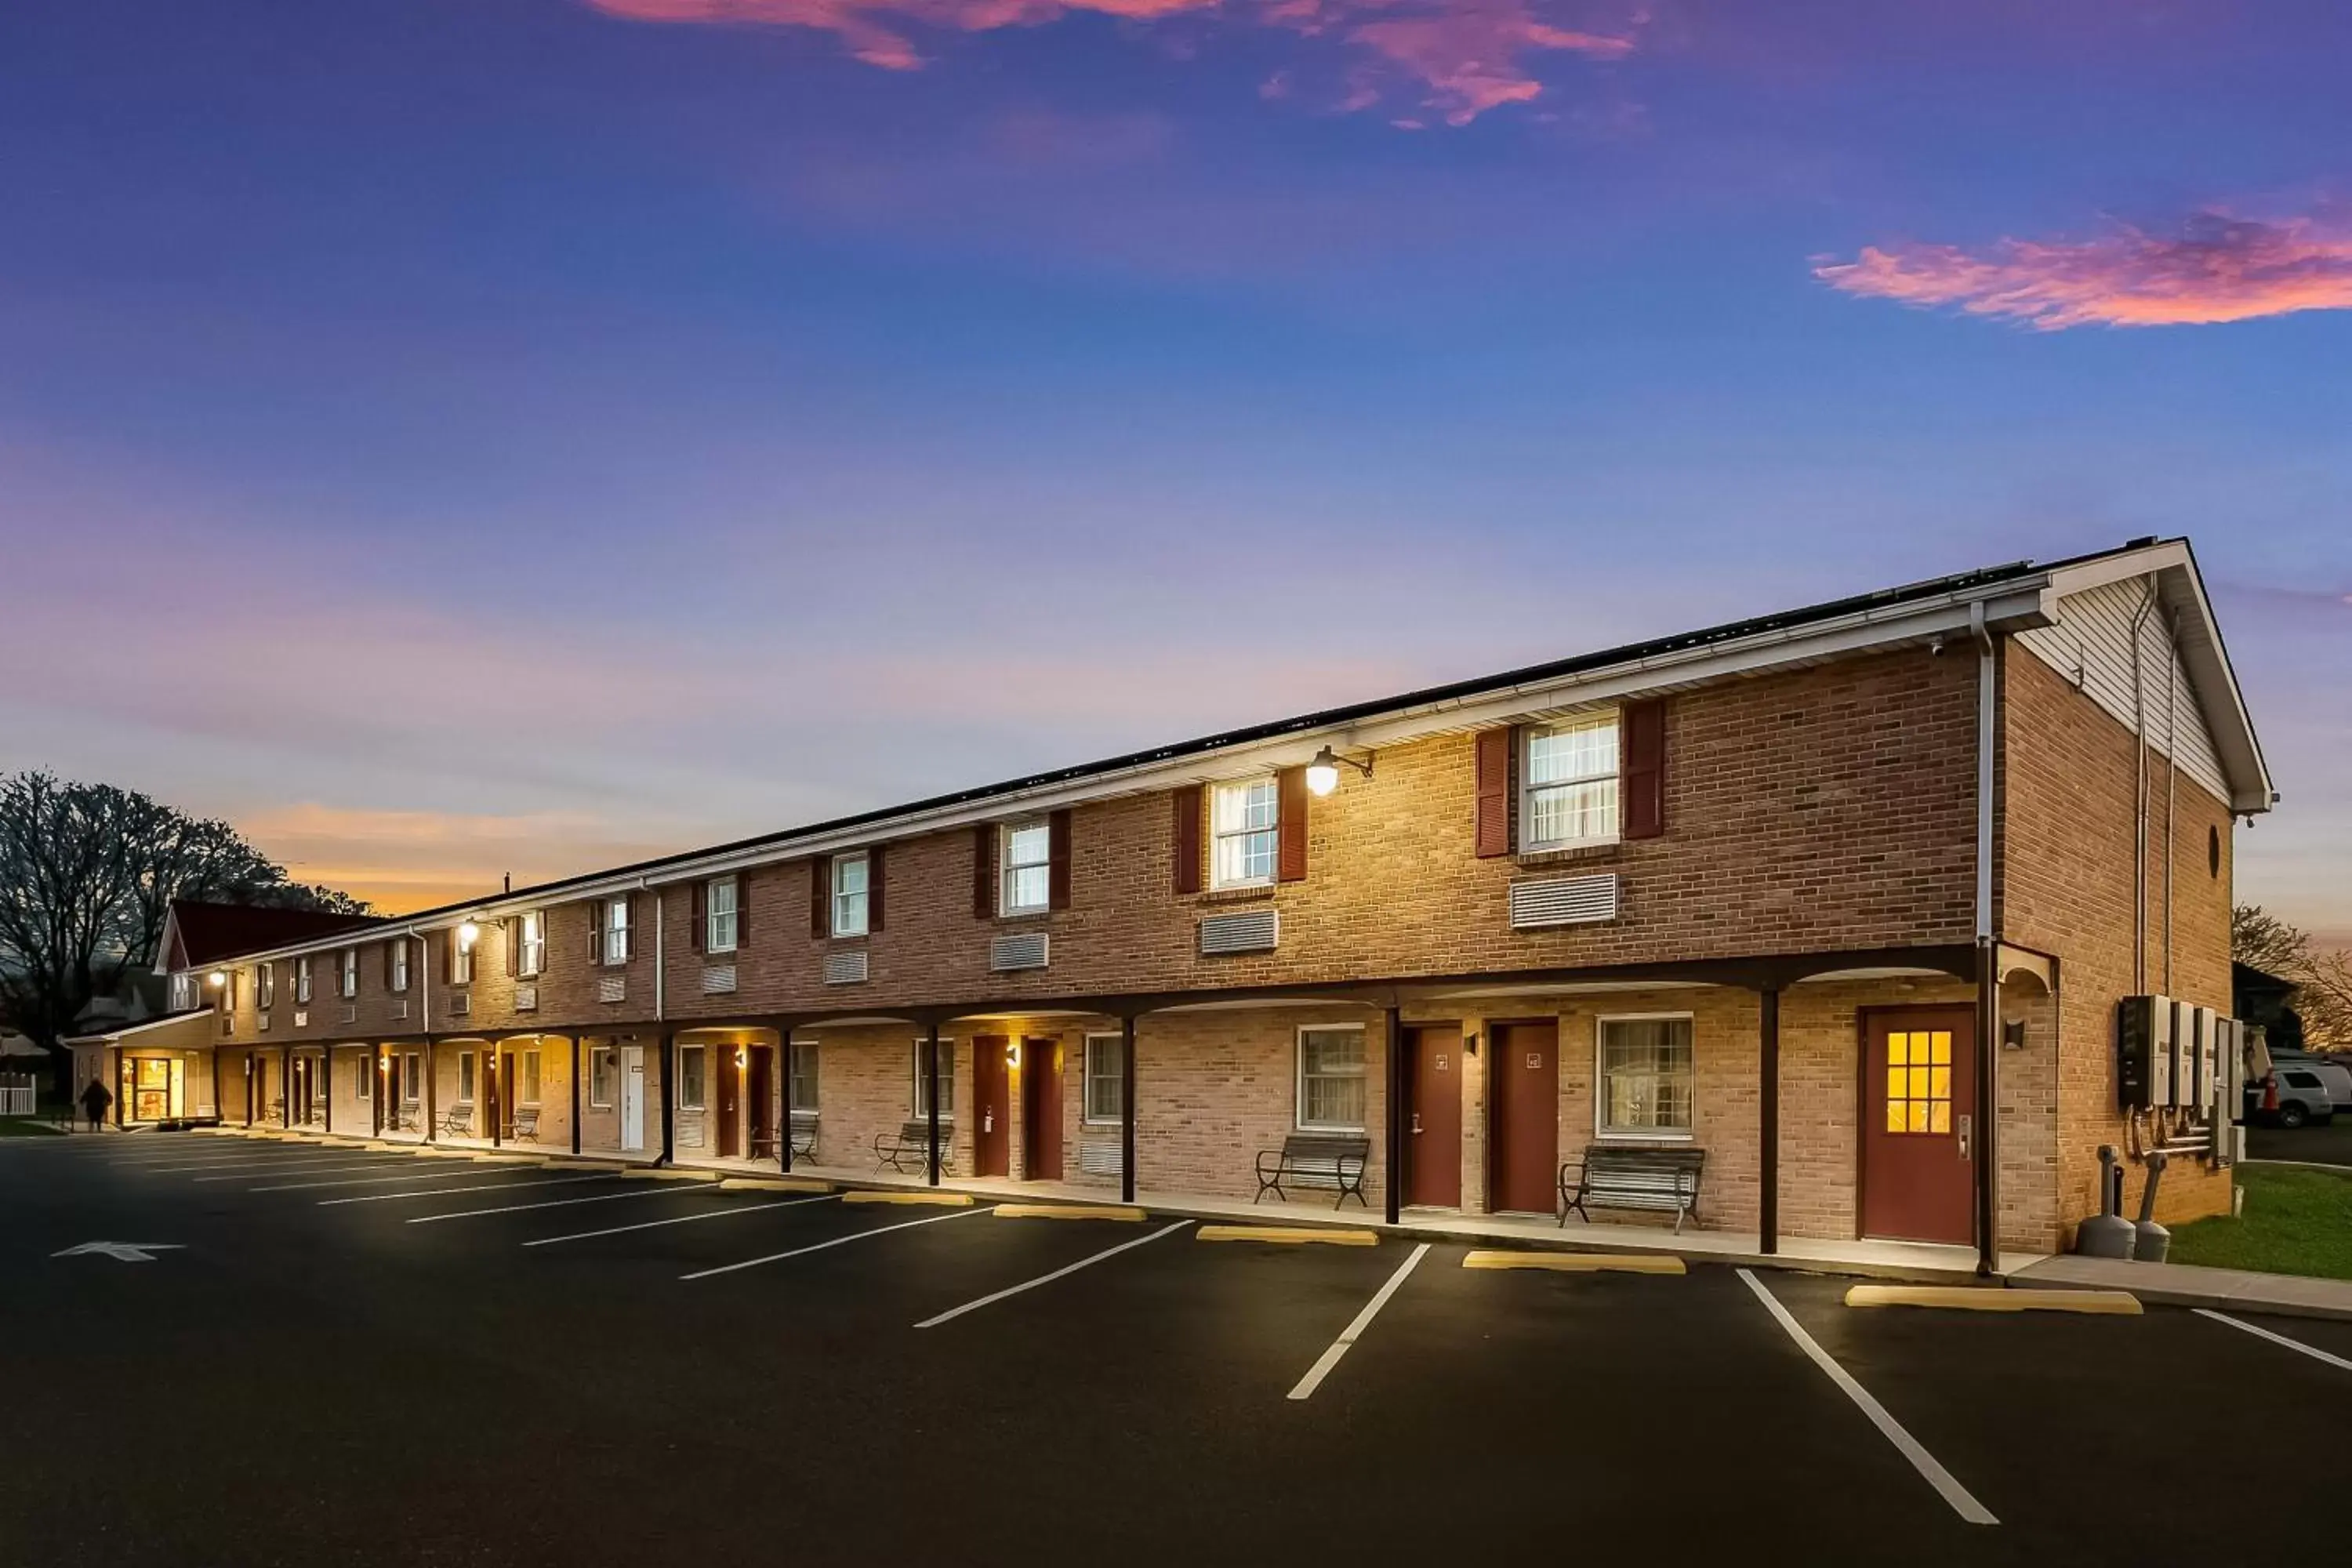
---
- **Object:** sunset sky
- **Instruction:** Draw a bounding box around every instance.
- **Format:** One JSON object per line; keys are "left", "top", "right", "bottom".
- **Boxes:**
{"left": 2, "top": 2, "right": 2347, "bottom": 940}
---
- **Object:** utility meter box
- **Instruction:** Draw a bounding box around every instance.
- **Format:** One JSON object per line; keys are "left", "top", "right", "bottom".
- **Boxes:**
{"left": 2118, "top": 996, "right": 2172, "bottom": 1110}
{"left": 2190, "top": 1005, "right": 2216, "bottom": 1108}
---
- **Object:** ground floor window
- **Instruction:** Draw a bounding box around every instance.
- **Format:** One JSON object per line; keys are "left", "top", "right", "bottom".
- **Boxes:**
{"left": 1297, "top": 1025, "right": 1367, "bottom": 1131}
{"left": 403, "top": 1051, "right": 421, "bottom": 1103}
{"left": 590, "top": 1047, "right": 616, "bottom": 1108}
{"left": 680, "top": 1044, "right": 707, "bottom": 1111}
{"left": 789, "top": 1041, "right": 818, "bottom": 1110}
{"left": 1597, "top": 1015, "right": 1695, "bottom": 1138}
{"left": 355, "top": 1053, "right": 370, "bottom": 1100}
{"left": 1083, "top": 1033, "right": 1123, "bottom": 1123}
{"left": 457, "top": 1051, "right": 476, "bottom": 1105}
{"left": 911, "top": 1040, "right": 956, "bottom": 1119}
{"left": 519, "top": 1049, "right": 542, "bottom": 1106}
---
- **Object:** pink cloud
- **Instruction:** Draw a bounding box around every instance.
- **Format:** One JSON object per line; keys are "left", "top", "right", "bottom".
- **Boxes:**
{"left": 1816, "top": 210, "right": 2352, "bottom": 330}
{"left": 582, "top": 0, "right": 1642, "bottom": 123}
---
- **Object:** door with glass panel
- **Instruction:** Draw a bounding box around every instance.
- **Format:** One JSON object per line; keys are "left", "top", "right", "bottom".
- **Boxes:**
{"left": 1860, "top": 1007, "right": 1977, "bottom": 1245}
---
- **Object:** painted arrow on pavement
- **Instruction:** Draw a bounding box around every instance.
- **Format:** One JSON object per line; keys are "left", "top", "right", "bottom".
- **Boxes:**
{"left": 51, "top": 1242, "right": 186, "bottom": 1263}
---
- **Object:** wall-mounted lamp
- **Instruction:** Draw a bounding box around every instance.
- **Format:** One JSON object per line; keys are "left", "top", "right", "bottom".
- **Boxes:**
{"left": 456, "top": 920, "right": 482, "bottom": 951}
{"left": 1463, "top": 1030, "right": 1480, "bottom": 1058}
{"left": 1304, "top": 744, "right": 1374, "bottom": 797}
{"left": 208, "top": 970, "right": 227, "bottom": 989}
{"left": 734, "top": 1047, "right": 747, "bottom": 1068}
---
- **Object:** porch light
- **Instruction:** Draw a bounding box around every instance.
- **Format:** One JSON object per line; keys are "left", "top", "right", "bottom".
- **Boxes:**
{"left": 1304, "top": 745, "right": 1373, "bottom": 797}
{"left": 209, "top": 970, "right": 227, "bottom": 989}
{"left": 457, "top": 920, "right": 481, "bottom": 950}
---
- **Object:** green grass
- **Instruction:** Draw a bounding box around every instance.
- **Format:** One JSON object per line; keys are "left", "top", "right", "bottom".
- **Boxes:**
{"left": 2171, "top": 1163, "right": 2352, "bottom": 1281}
{"left": 0, "top": 1116, "right": 65, "bottom": 1138}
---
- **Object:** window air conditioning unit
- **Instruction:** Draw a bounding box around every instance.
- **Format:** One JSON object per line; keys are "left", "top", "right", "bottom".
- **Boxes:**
{"left": 824, "top": 949, "right": 869, "bottom": 986}
{"left": 700, "top": 965, "right": 736, "bottom": 996}
{"left": 991, "top": 932, "right": 1050, "bottom": 973}
{"left": 514, "top": 985, "right": 539, "bottom": 1012}
{"left": 1199, "top": 909, "right": 1278, "bottom": 956}
{"left": 597, "top": 976, "right": 626, "bottom": 1004}
{"left": 447, "top": 993, "right": 471, "bottom": 1018}
{"left": 1509, "top": 873, "right": 1621, "bottom": 930}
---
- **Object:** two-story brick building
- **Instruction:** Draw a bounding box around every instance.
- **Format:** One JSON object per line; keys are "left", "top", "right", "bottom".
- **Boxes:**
{"left": 118, "top": 537, "right": 2270, "bottom": 1266}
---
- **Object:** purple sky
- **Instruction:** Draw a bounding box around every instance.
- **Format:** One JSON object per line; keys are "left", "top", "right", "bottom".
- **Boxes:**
{"left": 1, "top": 2, "right": 2347, "bottom": 939}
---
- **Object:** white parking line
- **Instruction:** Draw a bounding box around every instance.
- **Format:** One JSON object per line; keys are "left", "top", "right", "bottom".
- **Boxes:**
{"left": 1737, "top": 1269, "right": 1997, "bottom": 1525}
{"left": 1285, "top": 1242, "right": 1429, "bottom": 1401}
{"left": 318, "top": 1175, "right": 612, "bottom": 1207}
{"left": 193, "top": 1160, "right": 410, "bottom": 1182}
{"left": 251, "top": 1167, "right": 529, "bottom": 1193}
{"left": 408, "top": 1185, "right": 727, "bottom": 1225}
{"left": 2196, "top": 1308, "right": 2352, "bottom": 1372}
{"left": 525, "top": 1194, "right": 839, "bottom": 1247}
{"left": 916, "top": 1221, "right": 1192, "bottom": 1328}
{"left": 112, "top": 1153, "right": 357, "bottom": 1173}
{"left": 681, "top": 1204, "right": 987, "bottom": 1280}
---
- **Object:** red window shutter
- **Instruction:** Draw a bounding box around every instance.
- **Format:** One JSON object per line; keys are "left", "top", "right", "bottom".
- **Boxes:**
{"left": 973, "top": 825, "right": 996, "bottom": 919}
{"left": 735, "top": 875, "right": 751, "bottom": 945}
{"left": 810, "top": 857, "right": 830, "bottom": 938}
{"left": 1474, "top": 726, "right": 1516, "bottom": 858}
{"left": 1048, "top": 809, "right": 1073, "bottom": 911}
{"left": 868, "top": 847, "right": 886, "bottom": 932}
{"left": 1276, "top": 768, "right": 1308, "bottom": 883}
{"left": 1171, "top": 786, "right": 1203, "bottom": 895}
{"left": 441, "top": 932, "right": 454, "bottom": 985}
{"left": 627, "top": 893, "right": 640, "bottom": 959}
{"left": 382, "top": 941, "right": 394, "bottom": 988}
{"left": 690, "top": 880, "right": 706, "bottom": 953}
{"left": 1623, "top": 699, "right": 1667, "bottom": 840}
{"left": 504, "top": 917, "right": 520, "bottom": 978}
{"left": 586, "top": 904, "right": 602, "bottom": 967}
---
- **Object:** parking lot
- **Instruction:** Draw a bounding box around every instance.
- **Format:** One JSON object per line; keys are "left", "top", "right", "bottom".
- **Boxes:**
{"left": 5, "top": 1132, "right": 2346, "bottom": 1566}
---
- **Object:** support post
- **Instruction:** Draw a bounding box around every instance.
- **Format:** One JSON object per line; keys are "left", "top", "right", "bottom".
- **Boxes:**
{"left": 212, "top": 1045, "right": 223, "bottom": 1126}
{"left": 424, "top": 1037, "right": 437, "bottom": 1144}
{"left": 1384, "top": 1005, "right": 1404, "bottom": 1226}
{"left": 779, "top": 1030, "right": 793, "bottom": 1174}
{"left": 924, "top": 1022, "right": 942, "bottom": 1187}
{"left": 570, "top": 1036, "right": 583, "bottom": 1156}
{"left": 322, "top": 1051, "right": 332, "bottom": 1136}
{"left": 1759, "top": 985, "right": 1780, "bottom": 1256}
{"left": 658, "top": 1032, "right": 676, "bottom": 1167}
{"left": 1119, "top": 1015, "right": 1137, "bottom": 1207}
{"left": 1975, "top": 940, "right": 2002, "bottom": 1279}
{"left": 281, "top": 1045, "right": 293, "bottom": 1128}
{"left": 489, "top": 1045, "right": 502, "bottom": 1149}
{"left": 372, "top": 1048, "right": 383, "bottom": 1138}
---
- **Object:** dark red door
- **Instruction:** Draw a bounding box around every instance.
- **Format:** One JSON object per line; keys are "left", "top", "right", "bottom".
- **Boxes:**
{"left": 716, "top": 1047, "right": 742, "bottom": 1159}
{"left": 972, "top": 1036, "right": 1011, "bottom": 1178}
{"left": 1021, "top": 1039, "right": 1062, "bottom": 1181}
{"left": 747, "top": 1046, "right": 775, "bottom": 1160}
{"left": 1406, "top": 1025, "right": 1464, "bottom": 1208}
{"left": 1489, "top": 1022, "right": 1559, "bottom": 1215}
{"left": 1860, "top": 1007, "right": 1977, "bottom": 1244}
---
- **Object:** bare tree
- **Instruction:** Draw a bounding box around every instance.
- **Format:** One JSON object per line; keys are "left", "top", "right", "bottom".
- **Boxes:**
{"left": 2233, "top": 903, "right": 2352, "bottom": 1051}
{"left": 0, "top": 771, "right": 371, "bottom": 1098}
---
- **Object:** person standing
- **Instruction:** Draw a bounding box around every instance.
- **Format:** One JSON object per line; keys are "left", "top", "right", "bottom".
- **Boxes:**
{"left": 79, "top": 1074, "right": 113, "bottom": 1133}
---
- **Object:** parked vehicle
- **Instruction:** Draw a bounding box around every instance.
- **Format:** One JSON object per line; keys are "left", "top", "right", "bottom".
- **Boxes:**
{"left": 2246, "top": 1066, "right": 2341, "bottom": 1129}
{"left": 2265, "top": 1051, "right": 2352, "bottom": 1110}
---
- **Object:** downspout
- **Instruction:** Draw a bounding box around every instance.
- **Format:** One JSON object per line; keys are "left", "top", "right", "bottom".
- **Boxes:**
{"left": 1971, "top": 601, "right": 2002, "bottom": 1279}
{"left": 2163, "top": 610, "right": 2177, "bottom": 995}
{"left": 2129, "top": 583, "right": 2156, "bottom": 995}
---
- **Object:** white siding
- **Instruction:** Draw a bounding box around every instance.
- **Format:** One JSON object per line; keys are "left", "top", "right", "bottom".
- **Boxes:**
{"left": 2016, "top": 577, "right": 2227, "bottom": 800}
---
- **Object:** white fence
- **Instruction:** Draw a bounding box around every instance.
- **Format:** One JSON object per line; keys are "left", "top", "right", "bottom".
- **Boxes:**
{"left": 0, "top": 1075, "right": 37, "bottom": 1117}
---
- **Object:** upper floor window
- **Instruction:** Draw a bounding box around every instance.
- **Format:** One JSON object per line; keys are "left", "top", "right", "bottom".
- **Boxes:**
{"left": 1000, "top": 822, "right": 1051, "bottom": 915}
{"left": 339, "top": 948, "right": 358, "bottom": 999}
{"left": 294, "top": 956, "right": 313, "bottom": 1005}
{"left": 1296, "top": 1025, "right": 1367, "bottom": 1132}
{"left": 1210, "top": 779, "right": 1279, "bottom": 889}
{"left": 1598, "top": 1015, "right": 1694, "bottom": 1138}
{"left": 390, "top": 938, "right": 410, "bottom": 993}
{"left": 169, "top": 972, "right": 196, "bottom": 1011}
{"left": 1523, "top": 713, "right": 1621, "bottom": 851}
{"left": 832, "top": 853, "right": 869, "bottom": 938}
{"left": 706, "top": 878, "right": 739, "bottom": 954}
{"left": 602, "top": 897, "right": 631, "bottom": 965}
{"left": 258, "top": 964, "right": 275, "bottom": 1011}
{"left": 450, "top": 933, "right": 474, "bottom": 986}
{"left": 517, "top": 911, "right": 545, "bottom": 978}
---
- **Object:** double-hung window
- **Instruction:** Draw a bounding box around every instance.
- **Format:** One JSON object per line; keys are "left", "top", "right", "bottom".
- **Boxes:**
{"left": 910, "top": 1040, "right": 956, "bottom": 1119}
{"left": 589, "top": 1047, "right": 616, "bottom": 1109}
{"left": 1597, "top": 1016, "right": 1695, "bottom": 1138}
{"left": 450, "top": 933, "right": 474, "bottom": 986}
{"left": 390, "top": 939, "right": 410, "bottom": 993}
{"left": 294, "top": 956, "right": 313, "bottom": 1005}
{"left": 1210, "top": 779, "right": 1279, "bottom": 889}
{"left": 402, "top": 1051, "right": 421, "bottom": 1102}
{"left": 1296, "top": 1026, "right": 1367, "bottom": 1131}
{"left": 706, "top": 878, "right": 739, "bottom": 953}
{"left": 259, "top": 964, "right": 275, "bottom": 1011}
{"left": 1000, "top": 822, "right": 1051, "bottom": 915}
{"left": 457, "top": 1051, "right": 477, "bottom": 1105}
{"left": 517, "top": 912, "right": 545, "bottom": 978}
{"left": 519, "top": 1049, "right": 542, "bottom": 1107}
{"left": 788, "top": 1041, "right": 818, "bottom": 1111}
{"left": 603, "top": 897, "right": 631, "bottom": 964}
{"left": 356, "top": 1053, "right": 371, "bottom": 1100}
{"left": 1083, "top": 1033, "right": 1124, "bottom": 1124}
{"left": 832, "top": 854, "right": 869, "bottom": 938}
{"left": 679, "top": 1045, "right": 707, "bottom": 1111}
{"left": 339, "top": 948, "right": 358, "bottom": 999}
{"left": 1522, "top": 713, "right": 1621, "bottom": 849}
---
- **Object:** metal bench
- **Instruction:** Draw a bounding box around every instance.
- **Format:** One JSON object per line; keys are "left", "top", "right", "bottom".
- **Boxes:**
{"left": 753, "top": 1110, "right": 819, "bottom": 1165}
{"left": 873, "top": 1120, "right": 951, "bottom": 1175}
{"left": 439, "top": 1105, "right": 474, "bottom": 1139}
{"left": 1254, "top": 1133, "right": 1371, "bottom": 1209}
{"left": 508, "top": 1106, "right": 540, "bottom": 1144}
{"left": 1559, "top": 1146, "right": 1705, "bottom": 1232}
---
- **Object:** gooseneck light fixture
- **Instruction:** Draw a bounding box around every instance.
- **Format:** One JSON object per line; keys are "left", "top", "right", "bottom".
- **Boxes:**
{"left": 1304, "top": 744, "right": 1374, "bottom": 797}
{"left": 456, "top": 920, "right": 482, "bottom": 951}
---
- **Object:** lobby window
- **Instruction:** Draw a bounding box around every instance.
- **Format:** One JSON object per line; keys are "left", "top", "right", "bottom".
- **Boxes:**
{"left": 1522, "top": 713, "right": 1621, "bottom": 850}
{"left": 1598, "top": 1016, "right": 1695, "bottom": 1138}
{"left": 910, "top": 1040, "right": 956, "bottom": 1119}
{"left": 1083, "top": 1034, "right": 1123, "bottom": 1124}
{"left": 1210, "top": 779, "right": 1279, "bottom": 889}
{"left": 1296, "top": 1025, "right": 1367, "bottom": 1132}
{"left": 832, "top": 853, "right": 869, "bottom": 938}
{"left": 680, "top": 1044, "right": 707, "bottom": 1112}
{"left": 517, "top": 912, "right": 545, "bottom": 978}
{"left": 294, "top": 956, "right": 313, "bottom": 1004}
{"left": 339, "top": 948, "right": 358, "bottom": 1000}
{"left": 1000, "top": 821, "right": 1051, "bottom": 915}
{"left": 602, "top": 897, "right": 631, "bottom": 965}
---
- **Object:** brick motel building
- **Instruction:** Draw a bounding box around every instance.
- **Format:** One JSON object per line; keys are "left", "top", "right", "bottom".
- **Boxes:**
{"left": 68, "top": 537, "right": 2273, "bottom": 1272}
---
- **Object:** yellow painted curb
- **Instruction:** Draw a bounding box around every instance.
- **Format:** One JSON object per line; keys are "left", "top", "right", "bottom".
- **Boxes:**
{"left": 719, "top": 1177, "right": 832, "bottom": 1193}
{"left": 622, "top": 1167, "right": 717, "bottom": 1181}
{"left": 470, "top": 1153, "right": 539, "bottom": 1164}
{"left": 993, "top": 1203, "right": 1145, "bottom": 1221}
{"left": 1196, "top": 1225, "right": 1378, "bottom": 1246}
{"left": 842, "top": 1190, "right": 975, "bottom": 1207}
{"left": 539, "top": 1159, "right": 621, "bottom": 1171}
{"left": 1845, "top": 1284, "right": 2142, "bottom": 1316}
{"left": 1463, "top": 1250, "right": 1685, "bottom": 1275}
{"left": 413, "top": 1149, "right": 475, "bottom": 1159}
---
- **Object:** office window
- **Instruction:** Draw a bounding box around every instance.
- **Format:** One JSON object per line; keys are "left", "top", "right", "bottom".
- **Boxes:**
{"left": 1599, "top": 1016, "right": 1696, "bottom": 1137}
{"left": 1210, "top": 779, "right": 1279, "bottom": 888}
{"left": 520, "top": 1050, "right": 542, "bottom": 1107}
{"left": 390, "top": 939, "right": 410, "bottom": 993}
{"left": 832, "top": 853, "right": 869, "bottom": 938}
{"left": 1000, "top": 822, "right": 1051, "bottom": 915}
{"left": 457, "top": 1051, "right": 476, "bottom": 1105}
{"left": 1523, "top": 713, "right": 1621, "bottom": 850}
{"left": 339, "top": 948, "right": 358, "bottom": 999}
{"left": 402, "top": 1051, "right": 421, "bottom": 1103}
{"left": 1083, "top": 1033, "right": 1123, "bottom": 1124}
{"left": 518, "top": 912, "right": 545, "bottom": 978}
{"left": 706, "top": 879, "right": 739, "bottom": 954}
{"left": 294, "top": 956, "right": 313, "bottom": 1004}
{"left": 789, "top": 1041, "right": 818, "bottom": 1111}
{"left": 680, "top": 1044, "right": 707, "bottom": 1111}
{"left": 603, "top": 898, "right": 631, "bottom": 964}
{"left": 910, "top": 1040, "right": 956, "bottom": 1118}
{"left": 259, "top": 964, "right": 275, "bottom": 1011}
{"left": 1296, "top": 1026, "right": 1367, "bottom": 1131}
{"left": 590, "top": 1047, "right": 616, "bottom": 1109}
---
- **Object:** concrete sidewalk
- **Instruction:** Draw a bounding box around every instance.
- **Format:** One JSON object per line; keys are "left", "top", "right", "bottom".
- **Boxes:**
{"left": 2016, "top": 1254, "right": 2352, "bottom": 1323}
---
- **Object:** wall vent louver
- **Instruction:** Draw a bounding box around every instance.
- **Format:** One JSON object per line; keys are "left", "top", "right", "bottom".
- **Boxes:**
{"left": 447, "top": 993, "right": 471, "bottom": 1017}
{"left": 597, "top": 976, "right": 626, "bottom": 1005}
{"left": 1079, "top": 1140, "right": 1126, "bottom": 1176}
{"left": 824, "top": 949, "right": 869, "bottom": 986}
{"left": 514, "top": 985, "right": 539, "bottom": 1013}
{"left": 991, "top": 931, "right": 1050, "bottom": 973}
{"left": 339, "top": 1005, "right": 358, "bottom": 1025}
{"left": 701, "top": 964, "right": 738, "bottom": 995}
{"left": 1508, "top": 873, "right": 1621, "bottom": 929}
{"left": 390, "top": 1000, "right": 408, "bottom": 1022}
{"left": 291, "top": 1010, "right": 307, "bottom": 1029}
{"left": 256, "top": 1012, "right": 271, "bottom": 1033}
{"left": 1199, "top": 908, "right": 1279, "bottom": 956}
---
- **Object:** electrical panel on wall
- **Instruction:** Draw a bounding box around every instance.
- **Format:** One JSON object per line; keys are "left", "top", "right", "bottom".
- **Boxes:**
{"left": 2117, "top": 996, "right": 2172, "bottom": 1110}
